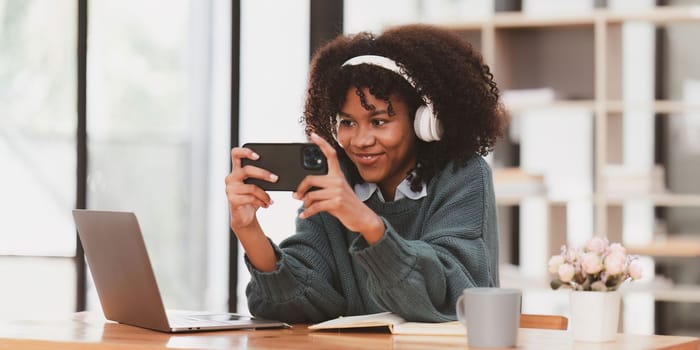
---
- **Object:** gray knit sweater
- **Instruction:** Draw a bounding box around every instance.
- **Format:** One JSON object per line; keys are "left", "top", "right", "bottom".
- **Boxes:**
{"left": 245, "top": 156, "right": 499, "bottom": 323}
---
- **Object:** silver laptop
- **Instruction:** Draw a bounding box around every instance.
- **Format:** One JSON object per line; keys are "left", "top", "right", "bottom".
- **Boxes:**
{"left": 72, "top": 209, "right": 288, "bottom": 333}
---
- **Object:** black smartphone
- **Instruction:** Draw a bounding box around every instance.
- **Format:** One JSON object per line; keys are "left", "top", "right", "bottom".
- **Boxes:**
{"left": 241, "top": 143, "right": 328, "bottom": 191}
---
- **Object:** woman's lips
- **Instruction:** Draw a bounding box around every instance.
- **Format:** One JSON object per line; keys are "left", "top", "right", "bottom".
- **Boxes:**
{"left": 352, "top": 152, "right": 383, "bottom": 166}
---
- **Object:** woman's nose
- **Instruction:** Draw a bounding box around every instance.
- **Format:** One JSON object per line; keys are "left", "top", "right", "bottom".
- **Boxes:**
{"left": 352, "top": 127, "right": 376, "bottom": 147}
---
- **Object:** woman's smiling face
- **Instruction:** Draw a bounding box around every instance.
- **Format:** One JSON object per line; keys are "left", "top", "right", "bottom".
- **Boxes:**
{"left": 336, "top": 87, "right": 417, "bottom": 200}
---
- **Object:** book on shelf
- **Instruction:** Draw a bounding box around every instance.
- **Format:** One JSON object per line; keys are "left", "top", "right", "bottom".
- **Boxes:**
{"left": 307, "top": 312, "right": 466, "bottom": 336}
{"left": 492, "top": 167, "right": 547, "bottom": 198}
{"left": 602, "top": 164, "right": 666, "bottom": 195}
{"left": 500, "top": 88, "right": 556, "bottom": 111}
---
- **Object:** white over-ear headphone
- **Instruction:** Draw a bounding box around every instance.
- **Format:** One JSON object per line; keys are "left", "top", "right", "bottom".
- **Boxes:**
{"left": 341, "top": 55, "right": 443, "bottom": 142}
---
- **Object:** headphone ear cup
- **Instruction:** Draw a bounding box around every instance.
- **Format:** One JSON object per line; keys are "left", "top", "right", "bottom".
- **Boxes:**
{"left": 413, "top": 104, "right": 442, "bottom": 142}
{"left": 430, "top": 104, "right": 443, "bottom": 140}
{"left": 413, "top": 105, "right": 429, "bottom": 142}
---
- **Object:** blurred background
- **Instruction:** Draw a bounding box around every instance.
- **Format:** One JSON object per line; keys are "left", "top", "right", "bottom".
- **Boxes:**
{"left": 1, "top": 0, "right": 699, "bottom": 336}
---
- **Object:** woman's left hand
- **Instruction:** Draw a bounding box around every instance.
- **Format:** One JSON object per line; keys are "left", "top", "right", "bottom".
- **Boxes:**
{"left": 294, "top": 133, "right": 385, "bottom": 244}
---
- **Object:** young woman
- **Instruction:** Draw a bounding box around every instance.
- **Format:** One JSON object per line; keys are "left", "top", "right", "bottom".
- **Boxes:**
{"left": 225, "top": 24, "right": 507, "bottom": 323}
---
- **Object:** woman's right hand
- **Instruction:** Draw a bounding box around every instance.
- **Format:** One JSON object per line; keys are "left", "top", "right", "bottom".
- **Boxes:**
{"left": 225, "top": 147, "right": 278, "bottom": 230}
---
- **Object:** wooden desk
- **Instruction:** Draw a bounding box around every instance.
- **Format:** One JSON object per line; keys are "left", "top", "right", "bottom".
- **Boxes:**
{"left": 0, "top": 313, "right": 697, "bottom": 350}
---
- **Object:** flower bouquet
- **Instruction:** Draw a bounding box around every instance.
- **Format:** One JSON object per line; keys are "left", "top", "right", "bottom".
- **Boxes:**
{"left": 548, "top": 237, "right": 643, "bottom": 342}
{"left": 548, "top": 237, "right": 643, "bottom": 292}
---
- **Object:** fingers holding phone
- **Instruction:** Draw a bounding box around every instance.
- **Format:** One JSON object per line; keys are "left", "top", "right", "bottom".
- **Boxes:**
{"left": 294, "top": 133, "right": 343, "bottom": 198}
{"left": 230, "top": 147, "right": 280, "bottom": 184}
{"left": 226, "top": 147, "right": 277, "bottom": 229}
{"left": 295, "top": 134, "right": 384, "bottom": 241}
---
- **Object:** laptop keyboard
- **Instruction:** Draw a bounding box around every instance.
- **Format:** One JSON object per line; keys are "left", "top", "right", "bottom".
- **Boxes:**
{"left": 169, "top": 314, "right": 254, "bottom": 326}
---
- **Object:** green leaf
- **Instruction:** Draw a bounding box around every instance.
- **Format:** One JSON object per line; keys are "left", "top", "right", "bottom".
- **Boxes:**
{"left": 606, "top": 276, "right": 619, "bottom": 287}
{"left": 581, "top": 276, "right": 593, "bottom": 291}
{"left": 550, "top": 279, "right": 562, "bottom": 290}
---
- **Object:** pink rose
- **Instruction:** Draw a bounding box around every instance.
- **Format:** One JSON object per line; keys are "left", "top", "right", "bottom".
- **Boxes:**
{"left": 548, "top": 255, "right": 565, "bottom": 274}
{"left": 609, "top": 243, "right": 626, "bottom": 255}
{"left": 581, "top": 252, "right": 603, "bottom": 275}
{"left": 604, "top": 252, "right": 626, "bottom": 275}
{"left": 566, "top": 247, "right": 579, "bottom": 262}
{"left": 585, "top": 237, "right": 608, "bottom": 254}
{"left": 629, "top": 259, "right": 643, "bottom": 280}
{"left": 558, "top": 263, "right": 575, "bottom": 283}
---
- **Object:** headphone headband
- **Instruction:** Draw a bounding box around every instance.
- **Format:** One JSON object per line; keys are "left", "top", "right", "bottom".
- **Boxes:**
{"left": 341, "top": 55, "right": 417, "bottom": 89}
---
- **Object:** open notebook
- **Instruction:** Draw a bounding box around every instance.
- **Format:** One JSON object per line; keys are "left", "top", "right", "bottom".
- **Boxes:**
{"left": 308, "top": 312, "right": 466, "bottom": 336}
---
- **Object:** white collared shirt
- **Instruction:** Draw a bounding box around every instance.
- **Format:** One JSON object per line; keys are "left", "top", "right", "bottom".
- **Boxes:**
{"left": 354, "top": 176, "right": 427, "bottom": 202}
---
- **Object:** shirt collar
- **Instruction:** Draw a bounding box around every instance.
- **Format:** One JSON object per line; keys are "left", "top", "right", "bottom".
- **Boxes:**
{"left": 354, "top": 175, "right": 427, "bottom": 202}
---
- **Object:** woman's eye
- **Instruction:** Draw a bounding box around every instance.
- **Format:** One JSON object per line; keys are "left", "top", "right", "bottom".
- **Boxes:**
{"left": 372, "top": 119, "right": 387, "bottom": 126}
{"left": 338, "top": 119, "right": 354, "bottom": 127}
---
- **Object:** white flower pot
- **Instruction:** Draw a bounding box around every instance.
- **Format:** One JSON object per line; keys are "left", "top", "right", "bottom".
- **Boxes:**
{"left": 570, "top": 290, "right": 621, "bottom": 342}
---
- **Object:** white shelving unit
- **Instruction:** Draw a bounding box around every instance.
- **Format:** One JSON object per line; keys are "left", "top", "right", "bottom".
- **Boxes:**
{"left": 438, "top": 6, "right": 700, "bottom": 331}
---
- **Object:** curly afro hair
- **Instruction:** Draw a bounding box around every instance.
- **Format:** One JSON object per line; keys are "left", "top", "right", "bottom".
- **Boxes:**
{"left": 302, "top": 24, "right": 507, "bottom": 191}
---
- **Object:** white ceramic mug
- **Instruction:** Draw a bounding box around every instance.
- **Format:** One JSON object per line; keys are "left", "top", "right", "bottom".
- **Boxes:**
{"left": 456, "top": 287, "right": 522, "bottom": 348}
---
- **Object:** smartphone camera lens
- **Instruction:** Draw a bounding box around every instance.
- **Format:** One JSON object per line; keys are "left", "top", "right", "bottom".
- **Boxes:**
{"left": 302, "top": 145, "right": 325, "bottom": 170}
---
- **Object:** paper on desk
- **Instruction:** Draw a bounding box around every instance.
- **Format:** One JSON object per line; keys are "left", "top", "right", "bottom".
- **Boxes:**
{"left": 308, "top": 312, "right": 466, "bottom": 336}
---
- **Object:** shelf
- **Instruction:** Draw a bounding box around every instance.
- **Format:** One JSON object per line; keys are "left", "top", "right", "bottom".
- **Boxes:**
{"left": 443, "top": 12, "right": 596, "bottom": 29}
{"left": 502, "top": 98, "right": 700, "bottom": 114}
{"left": 493, "top": 167, "right": 546, "bottom": 205}
{"left": 606, "top": 100, "right": 700, "bottom": 114}
{"left": 441, "top": 12, "right": 596, "bottom": 30}
{"left": 505, "top": 100, "right": 596, "bottom": 113}
{"left": 627, "top": 237, "right": 700, "bottom": 258}
{"left": 605, "top": 6, "right": 700, "bottom": 25}
{"left": 651, "top": 285, "right": 700, "bottom": 303}
{"left": 493, "top": 12, "right": 596, "bottom": 28}
{"left": 623, "top": 280, "right": 700, "bottom": 303}
{"left": 496, "top": 196, "right": 534, "bottom": 206}
{"left": 441, "top": 6, "right": 700, "bottom": 31}
{"left": 604, "top": 193, "right": 700, "bottom": 207}
{"left": 440, "top": 22, "right": 482, "bottom": 31}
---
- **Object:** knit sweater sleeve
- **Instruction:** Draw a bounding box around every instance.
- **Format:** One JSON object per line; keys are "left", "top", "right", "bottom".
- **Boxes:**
{"left": 244, "top": 212, "right": 348, "bottom": 323}
{"left": 349, "top": 157, "right": 499, "bottom": 322}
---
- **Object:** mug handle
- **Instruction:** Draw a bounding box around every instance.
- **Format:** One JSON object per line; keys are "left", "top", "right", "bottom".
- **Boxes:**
{"left": 456, "top": 294, "right": 467, "bottom": 326}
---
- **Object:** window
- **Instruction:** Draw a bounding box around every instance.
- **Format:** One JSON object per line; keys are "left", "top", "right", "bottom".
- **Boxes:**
{"left": 236, "top": 0, "right": 309, "bottom": 313}
{"left": 0, "top": 0, "right": 78, "bottom": 319}
{"left": 86, "top": 0, "right": 231, "bottom": 312}
{"left": 0, "top": 0, "right": 231, "bottom": 318}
